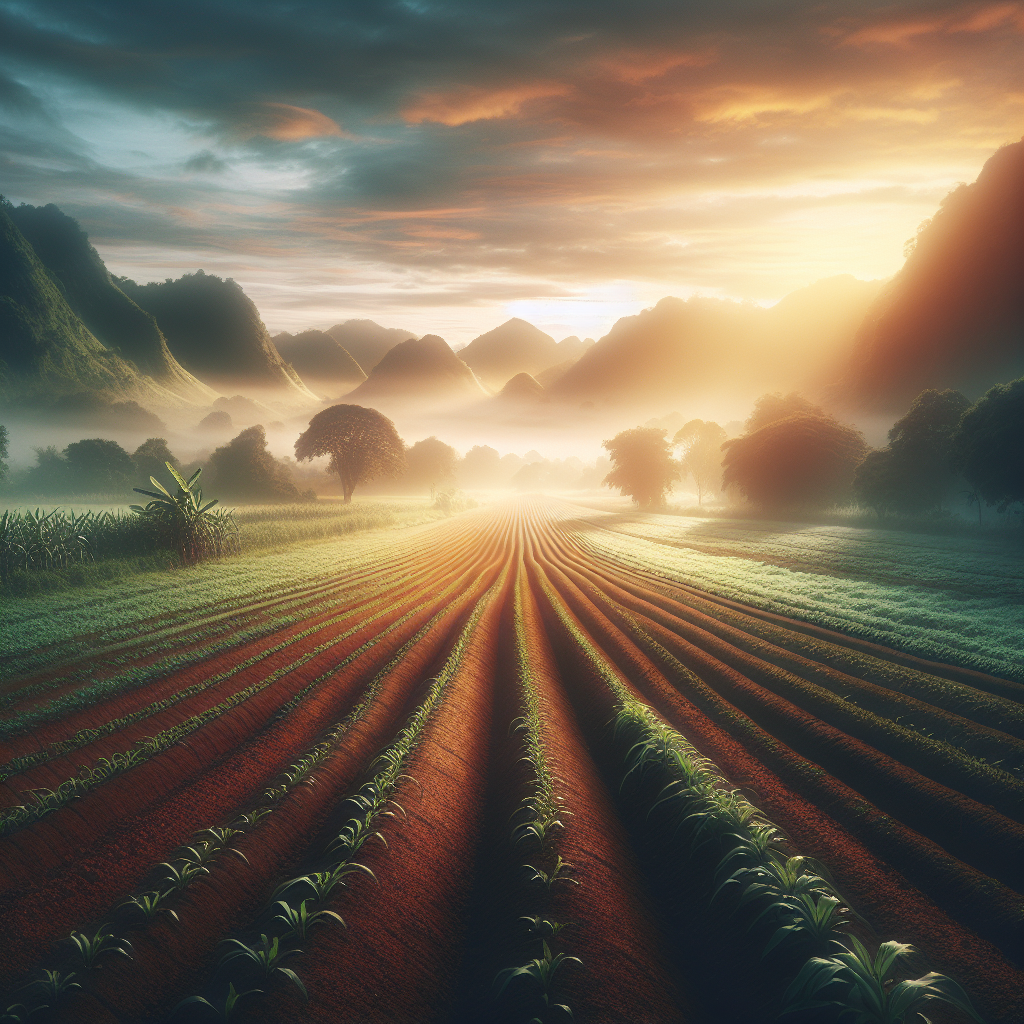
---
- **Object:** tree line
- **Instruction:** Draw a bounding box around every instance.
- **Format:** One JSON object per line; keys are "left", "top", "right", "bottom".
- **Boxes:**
{"left": 601, "top": 378, "right": 1023, "bottom": 519}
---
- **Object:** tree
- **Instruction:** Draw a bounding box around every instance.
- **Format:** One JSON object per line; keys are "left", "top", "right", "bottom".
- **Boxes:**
{"left": 294, "top": 404, "right": 405, "bottom": 503}
{"left": 673, "top": 419, "right": 727, "bottom": 505}
{"left": 951, "top": 377, "right": 1023, "bottom": 512}
{"left": 602, "top": 427, "right": 679, "bottom": 509}
{"left": 132, "top": 437, "right": 181, "bottom": 486}
{"left": 722, "top": 414, "right": 868, "bottom": 512}
{"left": 63, "top": 438, "right": 135, "bottom": 496}
{"left": 854, "top": 389, "right": 970, "bottom": 516}
{"left": 403, "top": 436, "right": 460, "bottom": 497}
{"left": 25, "top": 446, "right": 70, "bottom": 496}
{"left": 0, "top": 424, "right": 8, "bottom": 480}
{"left": 459, "top": 445, "right": 502, "bottom": 488}
{"left": 209, "top": 425, "right": 301, "bottom": 503}
{"left": 744, "top": 392, "right": 824, "bottom": 434}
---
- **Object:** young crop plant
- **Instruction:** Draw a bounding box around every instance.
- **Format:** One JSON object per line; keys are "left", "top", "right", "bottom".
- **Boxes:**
{"left": 65, "top": 924, "right": 133, "bottom": 969}
{"left": 270, "top": 900, "right": 344, "bottom": 941}
{"left": 215, "top": 934, "right": 308, "bottom": 1000}
{"left": 172, "top": 982, "right": 264, "bottom": 1021}
{"left": 537, "top": 572, "right": 981, "bottom": 1021}
{"left": 781, "top": 936, "right": 983, "bottom": 1023}
{"left": 493, "top": 939, "right": 581, "bottom": 1024}
{"left": 117, "top": 890, "right": 179, "bottom": 924}
{"left": 509, "top": 573, "right": 568, "bottom": 853}
{"left": 495, "top": 569, "right": 583, "bottom": 1024}
{"left": 524, "top": 855, "right": 579, "bottom": 892}
{"left": 176, "top": 573, "right": 506, "bottom": 1017}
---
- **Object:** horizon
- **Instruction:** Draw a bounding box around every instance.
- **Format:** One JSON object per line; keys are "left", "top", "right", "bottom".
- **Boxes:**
{"left": 1, "top": 1, "right": 1020, "bottom": 345}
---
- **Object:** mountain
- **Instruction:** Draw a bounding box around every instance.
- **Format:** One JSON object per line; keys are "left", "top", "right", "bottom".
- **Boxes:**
{"left": 273, "top": 329, "right": 366, "bottom": 396}
{"left": 0, "top": 203, "right": 183, "bottom": 407}
{"left": 457, "top": 318, "right": 562, "bottom": 390}
{"left": 842, "top": 140, "right": 1024, "bottom": 410}
{"left": 346, "top": 334, "right": 489, "bottom": 406}
{"left": 553, "top": 335, "right": 594, "bottom": 362}
{"left": 119, "top": 271, "right": 318, "bottom": 400}
{"left": 325, "top": 320, "right": 417, "bottom": 373}
{"left": 497, "top": 372, "right": 545, "bottom": 403}
{"left": 549, "top": 277, "right": 880, "bottom": 410}
{"left": 7, "top": 203, "right": 215, "bottom": 403}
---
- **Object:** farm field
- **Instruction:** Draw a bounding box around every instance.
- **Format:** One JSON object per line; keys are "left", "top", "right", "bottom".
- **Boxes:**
{"left": 0, "top": 495, "right": 1021, "bottom": 1023}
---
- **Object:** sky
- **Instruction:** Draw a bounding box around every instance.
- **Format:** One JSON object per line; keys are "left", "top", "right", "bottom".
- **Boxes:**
{"left": 0, "top": 0, "right": 1020, "bottom": 346}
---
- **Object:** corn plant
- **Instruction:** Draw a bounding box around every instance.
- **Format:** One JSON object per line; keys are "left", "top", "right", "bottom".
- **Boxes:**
{"left": 28, "top": 968, "right": 82, "bottom": 1002}
{"left": 158, "top": 860, "right": 210, "bottom": 892}
{"left": 131, "top": 462, "right": 237, "bottom": 566}
{"left": 215, "top": 935, "right": 307, "bottom": 999}
{"left": 493, "top": 940, "right": 581, "bottom": 1022}
{"left": 781, "top": 936, "right": 983, "bottom": 1022}
{"left": 64, "top": 925, "right": 133, "bottom": 969}
{"left": 271, "top": 863, "right": 376, "bottom": 905}
{"left": 117, "top": 890, "right": 179, "bottom": 924}
{"left": 269, "top": 900, "right": 345, "bottom": 941}
{"left": 172, "top": 982, "right": 263, "bottom": 1021}
{"left": 524, "top": 855, "right": 578, "bottom": 891}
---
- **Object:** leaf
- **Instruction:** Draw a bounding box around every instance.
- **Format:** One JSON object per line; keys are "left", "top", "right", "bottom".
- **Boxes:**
{"left": 277, "top": 968, "right": 308, "bottom": 1001}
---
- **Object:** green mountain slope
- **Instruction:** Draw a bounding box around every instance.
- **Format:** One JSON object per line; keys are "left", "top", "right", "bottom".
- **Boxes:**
{"left": 0, "top": 202, "right": 177, "bottom": 405}
{"left": 8, "top": 203, "right": 216, "bottom": 401}
{"left": 120, "top": 270, "right": 318, "bottom": 400}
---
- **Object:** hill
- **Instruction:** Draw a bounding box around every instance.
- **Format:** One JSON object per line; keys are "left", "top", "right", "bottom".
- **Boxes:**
{"left": 457, "top": 318, "right": 561, "bottom": 390}
{"left": 0, "top": 203, "right": 181, "bottom": 407}
{"left": 119, "top": 271, "right": 318, "bottom": 400}
{"left": 549, "top": 277, "right": 879, "bottom": 410}
{"left": 273, "top": 329, "right": 366, "bottom": 396}
{"left": 8, "top": 203, "right": 215, "bottom": 402}
{"left": 497, "top": 372, "right": 545, "bottom": 403}
{"left": 842, "top": 139, "right": 1024, "bottom": 410}
{"left": 346, "top": 334, "right": 489, "bottom": 407}
{"left": 325, "top": 319, "right": 417, "bottom": 373}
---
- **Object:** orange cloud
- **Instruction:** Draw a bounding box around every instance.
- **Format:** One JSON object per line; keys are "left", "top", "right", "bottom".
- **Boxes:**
{"left": 596, "top": 49, "right": 714, "bottom": 85}
{"left": 840, "top": 2, "right": 1023, "bottom": 45}
{"left": 237, "top": 102, "right": 347, "bottom": 140}
{"left": 402, "top": 225, "right": 481, "bottom": 240}
{"left": 403, "top": 82, "right": 569, "bottom": 126}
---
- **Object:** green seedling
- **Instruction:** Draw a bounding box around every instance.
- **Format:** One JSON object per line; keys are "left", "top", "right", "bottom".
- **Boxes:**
{"left": 270, "top": 899, "right": 345, "bottom": 940}
{"left": 118, "top": 890, "right": 178, "bottom": 923}
{"left": 231, "top": 809, "right": 272, "bottom": 828}
{"left": 272, "top": 862, "right": 376, "bottom": 903}
{"left": 172, "top": 982, "right": 263, "bottom": 1021}
{"left": 65, "top": 924, "right": 133, "bottom": 969}
{"left": 520, "top": 917, "right": 567, "bottom": 940}
{"left": 756, "top": 892, "right": 853, "bottom": 956}
{"left": 158, "top": 860, "right": 210, "bottom": 891}
{"left": 25, "top": 969, "right": 81, "bottom": 1002}
{"left": 493, "top": 940, "right": 581, "bottom": 1017}
{"left": 782, "top": 936, "right": 983, "bottom": 1023}
{"left": 524, "top": 856, "right": 578, "bottom": 891}
{"left": 216, "top": 934, "right": 308, "bottom": 999}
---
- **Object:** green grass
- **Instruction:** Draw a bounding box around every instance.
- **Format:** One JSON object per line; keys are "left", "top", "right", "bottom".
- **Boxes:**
{"left": 0, "top": 498, "right": 441, "bottom": 601}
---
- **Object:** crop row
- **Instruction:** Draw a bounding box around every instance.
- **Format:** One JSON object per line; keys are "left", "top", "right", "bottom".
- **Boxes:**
{"left": 0, "top": 542, "right": 475, "bottom": 781}
{"left": 528, "top": 534, "right": 984, "bottom": 1024}
{"left": 0, "top": 539, "right": 511, "bottom": 1015}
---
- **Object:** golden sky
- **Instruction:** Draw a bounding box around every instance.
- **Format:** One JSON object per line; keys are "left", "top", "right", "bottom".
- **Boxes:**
{"left": 0, "top": 0, "right": 1020, "bottom": 343}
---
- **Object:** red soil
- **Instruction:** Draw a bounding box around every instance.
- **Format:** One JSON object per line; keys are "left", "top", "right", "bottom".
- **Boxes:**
{"left": 4, "top": 497, "right": 1020, "bottom": 1024}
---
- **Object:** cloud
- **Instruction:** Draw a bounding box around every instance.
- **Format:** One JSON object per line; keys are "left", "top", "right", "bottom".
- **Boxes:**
{"left": 231, "top": 102, "right": 347, "bottom": 141}
{"left": 0, "top": 0, "right": 1019, "bottom": 340}
{"left": 183, "top": 149, "right": 227, "bottom": 173}
{"left": 403, "top": 83, "right": 569, "bottom": 126}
